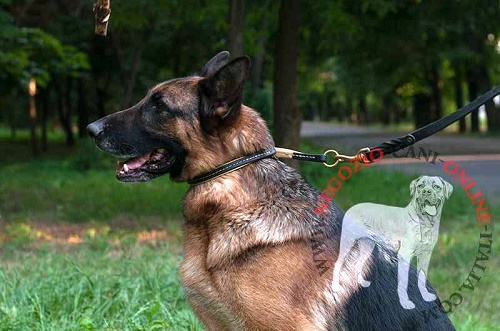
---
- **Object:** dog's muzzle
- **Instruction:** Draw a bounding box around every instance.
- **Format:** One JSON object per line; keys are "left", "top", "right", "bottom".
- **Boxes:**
{"left": 416, "top": 190, "right": 441, "bottom": 216}
{"left": 86, "top": 118, "right": 179, "bottom": 183}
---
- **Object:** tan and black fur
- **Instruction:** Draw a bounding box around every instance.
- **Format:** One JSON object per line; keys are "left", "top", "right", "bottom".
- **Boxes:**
{"left": 87, "top": 52, "right": 455, "bottom": 330}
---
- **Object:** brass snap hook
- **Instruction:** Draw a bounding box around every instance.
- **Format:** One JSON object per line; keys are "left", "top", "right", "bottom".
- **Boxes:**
{"left": 323, "top": 147, "right": 371, "bottom": 168}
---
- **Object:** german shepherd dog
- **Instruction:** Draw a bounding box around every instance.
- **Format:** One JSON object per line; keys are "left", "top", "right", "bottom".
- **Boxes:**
{"left": 87, "top": 52, "right": 455, "bottom": 330}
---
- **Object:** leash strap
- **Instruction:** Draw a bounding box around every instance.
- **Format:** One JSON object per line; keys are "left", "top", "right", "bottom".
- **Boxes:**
{"left": 188, "top": 148, "right": 277, "bottom": 185}
{"left": 278, "top": 86, "right": 500, "bottom": 166}
{"left": 360, "top": 86, "right": 500, "bottom": 162}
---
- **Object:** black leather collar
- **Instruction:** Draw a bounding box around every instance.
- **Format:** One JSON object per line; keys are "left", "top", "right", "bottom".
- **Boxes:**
{"left": 187, "top": 148, "right": 277, "bottom": 185}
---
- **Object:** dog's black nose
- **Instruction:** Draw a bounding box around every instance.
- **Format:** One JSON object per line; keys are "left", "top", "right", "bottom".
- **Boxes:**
{"left": 86, "top": 121, "right": 104, "bottom": 138}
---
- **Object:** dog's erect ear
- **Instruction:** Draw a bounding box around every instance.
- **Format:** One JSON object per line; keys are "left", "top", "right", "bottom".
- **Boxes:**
{"left": 409, "top": 176, "right": 423, "bottom": 196}
{"left": 440, "top": 177, "right": 454, "bottom": 199}
{"left": 199, "top": 56, "right": 250, "bottom": 121}
{"left": 199, "top": 51, "right": 230, "bottom": 77}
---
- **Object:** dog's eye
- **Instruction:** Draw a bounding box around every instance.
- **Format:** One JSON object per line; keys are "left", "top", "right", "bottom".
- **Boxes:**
{"left": 150, "top": 92, "right": 169, "bottom": 113}
{"left": 433, "top": 184, "right": 441, "bottom": 190}
{"left": 151, "top": 102, "right": 168, "bottom": 113}
{"left": 418, "top": 184, "right": 425, "bottom": 188}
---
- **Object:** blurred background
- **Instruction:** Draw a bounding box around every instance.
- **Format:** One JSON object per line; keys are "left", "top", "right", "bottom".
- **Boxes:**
{"left": 0, "top": 1, "right": 499, "bottom": 330}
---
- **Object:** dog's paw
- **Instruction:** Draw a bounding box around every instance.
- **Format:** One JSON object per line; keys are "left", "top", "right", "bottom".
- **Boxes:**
{"left": 421, "top": 292, "right": 437, "bottom": 302}
{"left": 357, "top": 274, "right": 371, "bottom": 288}
{"left": 399, "top": 299, "right": 416, "bottom": 310}
{"left": 331, "top": 282, "right": 343, "bottom": 292}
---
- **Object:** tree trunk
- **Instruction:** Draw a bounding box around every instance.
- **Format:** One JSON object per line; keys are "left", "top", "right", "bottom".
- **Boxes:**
{"left": 415, "top": 62, "right": 433, "bottom": 128}
{"left": 10, "top": 105, "right": 16, "bottom": 139}
{"left": 414, "top": 93, "right": 432, "bottom": 129}
{"left": 477, "top": 65, "right": 499, "bottom": 132}
{"left": 250, "top": 37, "right": 265, "bottom": 90}
{"left": 96, "top": 86, "right": 106, "bottom": 117}
{"left": 228, "top": 0, "right": 245, "bottom": 59}
{"left": 77, "top": 77, "right": 89, "bottom": 138}
{"left": 358, "top": 96, "right": 367, "bottom": 124}
{"left": 28, "top": 78, "right": 39, "bottom": 155}
{"left": 121, "top": 40, "right": 147, "bottom": 108}
{"left": 57, "top": 77, "right": 75, "bottom": 146}
{"left": 484, "top": 98, "right": 499, "bottom": 132}
{"left": 346, "top": 95, "right": 353, "bottom": 123}
{"left": 249, "top": 0, "right": 271, "bottom": 90}
{"left": 466, "top": 34, "right": 499, "bottom": 132}
{"left": 381, "top": 95, "right": 391, "bottom": 125}
{"left": 40, "top": 86, "right": 50, "bottom": 152}
{"left": 430, "top": 64, "right": 443, "bottom": 121}
{"left": 110, "top": 32, "right": 127, "bottom": 84}
{"left": 394, "top": 107, "right": 401, "bottom": 125}
{"left": 273, "top": 0, "right": 300, "bottom": 169}
{"left": 64, "top": 77, "right": 75, "bottom": 146}
{"left": 111, "top": 32, "right": 148, "bottom": 108}
{"left": 453, "top": 63, "right": 466, "bottom": 132}
{"left": 466, "top": 74, "right": 480, "bottom": 133}
{"left": 90, "top": 34, "right": 110, "bottom": 117}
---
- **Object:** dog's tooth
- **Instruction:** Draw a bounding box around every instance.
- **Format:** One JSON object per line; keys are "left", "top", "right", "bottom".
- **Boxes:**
{"left": 119, "top": 171, "right": 125, "bottom": 175}
{"left": 123, "top": 164, "right": 129, "bottom": 172}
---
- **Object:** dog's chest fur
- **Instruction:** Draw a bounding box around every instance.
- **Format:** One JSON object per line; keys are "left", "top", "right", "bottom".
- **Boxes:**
{"left": 179, "top": 161, "right": 341, "bottom": 330}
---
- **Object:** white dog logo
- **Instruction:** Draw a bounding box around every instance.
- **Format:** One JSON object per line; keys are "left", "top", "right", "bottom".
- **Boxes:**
{"left": 331, "top": 175, "right": 453, "bottom": 309}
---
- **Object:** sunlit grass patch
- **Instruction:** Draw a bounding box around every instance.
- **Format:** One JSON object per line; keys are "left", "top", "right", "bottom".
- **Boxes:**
{"left": 0, "top": 241, "right": 202, "bottom": 330}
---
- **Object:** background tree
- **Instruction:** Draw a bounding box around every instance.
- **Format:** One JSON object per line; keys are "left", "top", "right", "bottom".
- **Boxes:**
{"left": 273, "top": 0, "right": 300, "bottom": 168}
{"left": 228, "top": 0, "right": 245, "bottom": 59}
{"left": 1, "top": 0, "right": 500, "bottom": 159}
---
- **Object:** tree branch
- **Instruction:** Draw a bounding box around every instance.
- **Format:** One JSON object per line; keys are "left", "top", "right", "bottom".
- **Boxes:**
{"left": 94, "top": 0, "right": 111, "bottom": 36}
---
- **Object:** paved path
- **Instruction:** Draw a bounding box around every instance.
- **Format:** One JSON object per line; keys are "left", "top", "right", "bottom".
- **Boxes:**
{"left": 301, "top": 121, "right": 500, "bottom": 196}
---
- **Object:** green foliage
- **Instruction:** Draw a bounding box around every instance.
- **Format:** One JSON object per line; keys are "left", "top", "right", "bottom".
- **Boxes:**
{"left": 297, "top": 0, "right": 500, "bottom": 125}
{"left": 0, "top": 25, "right": 89, "bottom": 89}
{"left": 244, "top": 82, "right": 273, "bottom": 128}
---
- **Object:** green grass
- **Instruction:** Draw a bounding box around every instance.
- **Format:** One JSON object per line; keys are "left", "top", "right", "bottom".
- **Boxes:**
{"left": 0, "top": 139, "right": 187, "bottom": 224}
{"left": 0, "top": 137, "right": 498, "bottom": 330}
{"left": 0, "top": 242, "right": 202, "bottom": 330}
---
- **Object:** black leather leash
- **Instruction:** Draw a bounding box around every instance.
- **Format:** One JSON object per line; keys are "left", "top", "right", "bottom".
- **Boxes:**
{"left": 312, "top": 85, "right": 500, "bottom": 167}
{"left": 188, "top": 86, "right": 500, "bottom": 185}
{"left": 360, "top": 86, "right": 500, "bottom": 163}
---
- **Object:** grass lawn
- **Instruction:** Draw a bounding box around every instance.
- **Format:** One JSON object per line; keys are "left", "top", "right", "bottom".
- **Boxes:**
{"left": 0, "top": 136, "right": 498, "bottom": 330}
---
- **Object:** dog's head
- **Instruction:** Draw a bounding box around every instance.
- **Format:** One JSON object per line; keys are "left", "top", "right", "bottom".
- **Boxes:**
{"left": 409, "top": 176, "right": 453, "bottom": 217}
{"left": 87, "top": 51, "right": 272, "bottom": 183}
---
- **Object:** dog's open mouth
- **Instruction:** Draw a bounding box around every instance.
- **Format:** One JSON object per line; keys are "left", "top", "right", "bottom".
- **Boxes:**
{"left": 116, "top": 148, "right": 176, "bottom": 182}
{"left": 423, "top": 199, "right": 438, "bottom": 216}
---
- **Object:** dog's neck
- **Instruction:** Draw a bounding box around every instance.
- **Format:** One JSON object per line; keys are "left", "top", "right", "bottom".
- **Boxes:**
{"left": 182, "top": 156, "right": 319, "bottom": 269}
{"left": 178, "top": 105, "right": 275, "bottom": 183}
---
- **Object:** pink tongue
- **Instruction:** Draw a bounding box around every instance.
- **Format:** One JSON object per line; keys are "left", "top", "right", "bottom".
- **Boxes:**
{"left": 119, "top": 152, "right": 151, "bottom": 171}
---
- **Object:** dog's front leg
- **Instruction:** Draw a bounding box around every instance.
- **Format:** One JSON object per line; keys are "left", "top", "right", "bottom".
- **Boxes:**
{"left": 417, "top": 253, "right": 437, "bottom": 302}
{"left": 186, "top": 295, "right": 233, "bottom": 331}
{"left": 397, "top": 256, "right": 415, "bottom": 309}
